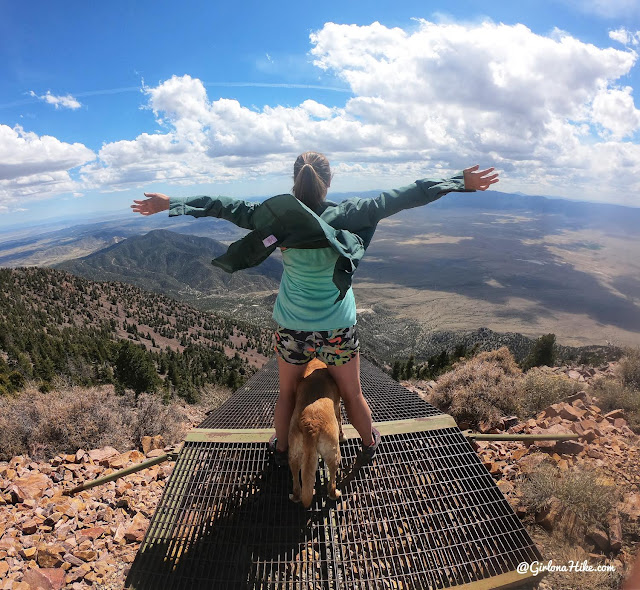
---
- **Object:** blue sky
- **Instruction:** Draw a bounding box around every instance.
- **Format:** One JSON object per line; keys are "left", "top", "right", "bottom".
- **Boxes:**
{"left": 1, "top": 0, "right": 640, "bottom": 227}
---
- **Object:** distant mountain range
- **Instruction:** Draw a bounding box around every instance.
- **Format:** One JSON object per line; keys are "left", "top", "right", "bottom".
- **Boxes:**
{"left": 55, "top": 229, "right": 282, "bottom": 301}
{"left": 2, "top": 189, "right": 639, "bottom": 351}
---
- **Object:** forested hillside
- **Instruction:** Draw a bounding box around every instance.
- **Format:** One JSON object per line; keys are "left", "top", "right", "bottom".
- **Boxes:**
{"left": 55, "top": 229, "right": 282, "bottom": 298}
{"left": 0, "top": 267, "right": 272, "bottom": 400}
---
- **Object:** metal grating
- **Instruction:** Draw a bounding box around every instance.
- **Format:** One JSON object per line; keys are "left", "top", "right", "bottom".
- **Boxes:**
{"left": 199, "top": 357, "right": 443, "bottom": 429}
{"left": 127, "top": 358, "right": 543, "bottom": 590}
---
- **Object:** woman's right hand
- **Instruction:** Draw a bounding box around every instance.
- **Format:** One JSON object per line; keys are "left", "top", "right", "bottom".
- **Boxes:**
{"left": 131, "top": 192, "right": 170, "bottom": 215}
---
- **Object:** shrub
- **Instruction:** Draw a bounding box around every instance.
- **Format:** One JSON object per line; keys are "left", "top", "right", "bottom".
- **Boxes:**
{"left": 520, "top": 463, "right": 619, "bottom": 530}
{"left": 617, "top": 347, "right": 640, "bottom": 390}
{"left": 516, "top": 367, "right": 583, "bottom": 418}
{"left": 0, "top": 382, "right": 230, "bottom": 461}
{"left": 429, "top": 347, "right": 522, "bottom": 429}
{"left": 589, "top": 376, "right": 640, "bottom": 433}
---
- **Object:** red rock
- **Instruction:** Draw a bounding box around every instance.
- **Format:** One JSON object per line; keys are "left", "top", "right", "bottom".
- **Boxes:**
{"left": 542, "top": 403, "right": 561, "bottom": 418}
{"left": 23, "top": 568, "right": 66, "bottom": 590}
{"left": 9, "top": 472, "right": 51, "bottom": 501}
{"left": 22, "top": 520, "right": 39, "bottom": 535}
{"left": 566, "top": 390, "right": 589, "bottom": 403}
{"left": 512, "top": 448, "right": 528, "bottom": 461}
{"left": 559, "top": 405, "right": 586, "bottom": 421}
{"left": 587, "top": 448, "right": 604, "bottom": 459}
{"left": 613, "top": 418, "right": 627, "bottom": 429}
{"left": 65, "top": 563, "right": 92, "bottom": 584}
{"left": 141, "top": 435, "right": 164, "bottom": 455}
{"left": 63, "top": 553, "right": 85, "bottom": 567}
{"left": 554, "top": 440, "right": 584, "bottom": 455}
{"left": 0, "top": 561, "right": 8, "bottom": 578}
{"left": 145, "top": 448, "right": 166, "bottom": 459}
{"left": 604, "top": 409, "right": 625, "bottom": 421}
{"left": 580, "top": 429, "right": 597, "bottom": 443}
{"left": 87, "top": 446, "right": 119, "bottom": 463}
{"left": 124, "top": 512, "right": 150, "bottom": 543}
{"left": 535, "top": 497, "right": 563, "bottom": 531}
{"left": 20, "top": 546, "right": 38, "bottom": 560}
{"left": 72, "top": 549, "right": 97, "bottom": 562}
{"left": 36, "top": 544, "right": 66, "bottom": 568}
{"left": 78, "top": 526, "right": 105, "bottom": 541}
{"left": 588, "top": 527, "right": 610, "bottom": 551}
{"left": 608, "top": 512, "right": 623, "bottom": 552}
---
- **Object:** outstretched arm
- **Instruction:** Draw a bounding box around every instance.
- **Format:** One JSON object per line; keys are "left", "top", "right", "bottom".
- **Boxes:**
{"left": 326, "top": 166, "right": 500, "bottom": 233}
{"left": 131, "top": 192, "right": 258, "bottom": 230}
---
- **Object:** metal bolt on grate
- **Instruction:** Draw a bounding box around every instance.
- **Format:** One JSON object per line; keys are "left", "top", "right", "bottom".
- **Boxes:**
{"left": 127, "top": 358, "right": 543, "bottom": 590}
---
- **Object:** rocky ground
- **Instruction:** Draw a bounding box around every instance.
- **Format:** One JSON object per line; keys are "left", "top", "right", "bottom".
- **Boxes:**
{"left": 0, "top": 436, "right": 179, "bottom": 589}
{"left": 407, "top": 362, "right": 640, "bottom": 589}
{"left": 1, "top": 362, "right": 639, "bottom": 589}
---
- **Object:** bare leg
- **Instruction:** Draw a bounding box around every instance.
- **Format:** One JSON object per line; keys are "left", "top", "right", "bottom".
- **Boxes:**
{"left": 274, "top": 357, "right": 308, "bottom": 452}
{"left": 326, "top": 353, "right": 373, "bottom": 447}
{"left": 288, "top": 431, "right": 303, "bottom": 503}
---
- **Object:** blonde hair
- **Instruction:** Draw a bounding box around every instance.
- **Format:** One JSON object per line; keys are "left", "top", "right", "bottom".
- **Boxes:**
{"left": 292, "top": 152, "right": 331, "bottom": 211}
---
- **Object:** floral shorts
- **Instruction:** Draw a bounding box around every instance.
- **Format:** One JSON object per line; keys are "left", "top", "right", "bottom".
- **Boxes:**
{"left": 273, "top": 325, "right": 360, "bottom": 366}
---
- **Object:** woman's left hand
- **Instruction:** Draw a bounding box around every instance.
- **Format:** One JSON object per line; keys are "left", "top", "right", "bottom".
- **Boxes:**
{"left": 463, "top": 165, "right": 500, "bottom": 191}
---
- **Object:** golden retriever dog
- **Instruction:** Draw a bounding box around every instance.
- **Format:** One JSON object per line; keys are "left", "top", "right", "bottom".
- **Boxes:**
{"left": 288, "top": 358, "right": 343, "bottom": 508}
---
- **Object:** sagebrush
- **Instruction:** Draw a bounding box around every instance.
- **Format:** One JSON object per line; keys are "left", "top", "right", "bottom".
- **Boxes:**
{"left": 0, "top": 382, "right": 230, "bottom": 461}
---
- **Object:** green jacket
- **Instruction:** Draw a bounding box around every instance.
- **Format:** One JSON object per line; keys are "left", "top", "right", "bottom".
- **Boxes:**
{"left": 168, "top": 173, "right": 472, "bottom": 301}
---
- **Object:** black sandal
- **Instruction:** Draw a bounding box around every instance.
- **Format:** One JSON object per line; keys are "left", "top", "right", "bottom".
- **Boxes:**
{"left": 268, "top": 434, "right": 289, "bottom": 468}
{"left": 358, "top": 427, "right": 381, "bottom": 463}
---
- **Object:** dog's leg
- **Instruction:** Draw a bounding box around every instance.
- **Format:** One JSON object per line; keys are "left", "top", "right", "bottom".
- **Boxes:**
{"left": 319, "top": 435, "right": 342, "bottom": 501}
{"left": 300, "top": 440, "right": 318, "bottom": 508}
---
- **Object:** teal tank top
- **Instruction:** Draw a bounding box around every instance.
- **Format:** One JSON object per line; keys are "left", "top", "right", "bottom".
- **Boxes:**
{"left": 272, "top": 247, "right": 356, "bottom": 331}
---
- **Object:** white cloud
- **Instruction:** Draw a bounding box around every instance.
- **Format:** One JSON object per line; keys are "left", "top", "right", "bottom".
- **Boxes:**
{"left": 8, "top": 20, "right": 640, "bottom": 208}
{"left": 592, "top": 87, "right": 640, "bottom": 139}
{"left": 29, "top": 90, "right": 82, "bottom": 110}
{"left": 0, "top": 125, "right": 94, "bottom": 206}
{"left": 609, "top": 28, "right": 640, "bottom": 46}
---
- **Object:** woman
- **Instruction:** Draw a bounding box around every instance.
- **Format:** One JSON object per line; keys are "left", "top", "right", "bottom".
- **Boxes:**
{"left": 132, "top": 152, "right": 499, "bottom": 467}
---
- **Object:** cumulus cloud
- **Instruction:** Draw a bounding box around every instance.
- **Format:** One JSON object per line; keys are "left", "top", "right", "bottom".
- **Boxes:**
{"left": 28, "top": 90, "right": 82, "bottom": 110}
{"left": 9, "top": 19, "right": 640, "bottom": 207}
{"left": 609, "top": 28, "right": 640, "bottom": 46}
{"left": 0, "top": 125, "right": 94, "bottom": 206}
{"left": 80, "top": 20, "right": 640, "bottom": 204}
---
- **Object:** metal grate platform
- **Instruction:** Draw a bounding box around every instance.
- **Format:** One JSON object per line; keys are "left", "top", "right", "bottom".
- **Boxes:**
{"left": 127, "top": 358, "right": 543, "bottom": 590}
{"left": 199, "top": 357, "right": 443, "bottom": 429}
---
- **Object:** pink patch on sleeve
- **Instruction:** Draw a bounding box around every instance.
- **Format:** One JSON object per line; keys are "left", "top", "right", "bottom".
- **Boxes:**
{"left": 262, "top": 234, "right": 278, "bottom": 247}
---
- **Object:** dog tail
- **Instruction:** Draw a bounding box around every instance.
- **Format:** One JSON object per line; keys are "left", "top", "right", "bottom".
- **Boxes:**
{"left": 301, "top": 438, "right": 318, "bottom": 508}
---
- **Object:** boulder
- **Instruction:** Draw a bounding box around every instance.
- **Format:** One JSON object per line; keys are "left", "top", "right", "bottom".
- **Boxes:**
{"left": 9, "top": 472, "right": 51, "bottom": 502}
{"left": 604, "top": 409, "right": 625, "bottom": 421}
{"left": 587, "top": 527, "right": 609, "bottom": 551}
{"left": 558, "top": 404, "right": 586, "bottom": 421}
{"left": 141, "top": 435, "right": 164, "bottom": 456}
{"left": 87, "top": 447, "right": 119, "bottom": 464}
{"left": 36, "top": 544, "right": 66, "bottom": 568}
{"left": 22, "top": 568, "right": 66, "bottom": 590}
{"left": 124, "top": 512, "right": 150, "bottom": 543}
{"left": 535, "top": 496, "right": 564, "bottom": 531}
{"left": 554, "top": 440, "right": 584, "bottom": 455}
